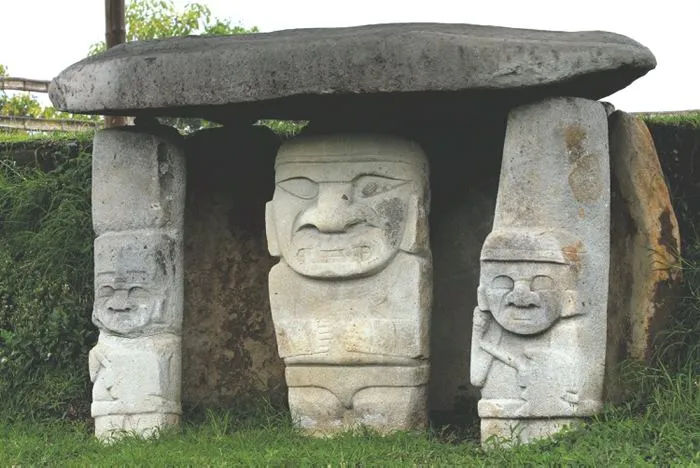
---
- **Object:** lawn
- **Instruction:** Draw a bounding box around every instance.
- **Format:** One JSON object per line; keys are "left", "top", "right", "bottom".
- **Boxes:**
{"left": 2, "top": 364, "right": 699, "bottom": 466}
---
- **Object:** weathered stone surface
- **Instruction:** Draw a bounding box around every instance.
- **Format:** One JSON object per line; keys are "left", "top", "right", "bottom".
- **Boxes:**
{"left": 266, "top": 134, "right": 432, "bottom": 434}
{"left": 90, "top": 126, "right": 185, "bottom": 440}
{"left": 181, "top": 126, "right": 286, "bottom": 408}
{"left": 50, "top": 23, "right": 655, "bottom": 121}
{"left": 605, "top": 111, "right": 682, "bottom": 401}
{"left": 92, "top": 126, "right": 185, "bottom": 235}
{"left": 89, "top": 333, "right": 181, "bottom": 440}
{"left": 94, "top": 231, "right": 183, "bottom": 337}
{"left": 471, "top": 97, "right": 610, "bottom": 444}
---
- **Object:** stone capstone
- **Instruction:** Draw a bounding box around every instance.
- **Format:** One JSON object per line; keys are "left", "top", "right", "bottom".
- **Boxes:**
{"left": 49, "top": 23, "right": 655, "bottom": 121}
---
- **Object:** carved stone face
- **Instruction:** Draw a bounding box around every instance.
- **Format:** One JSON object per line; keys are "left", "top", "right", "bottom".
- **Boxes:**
{"left": 93, "top": 270, "right": 165, "bottom": 335}
{"left": 268, "top": 136, "right": 428, "bottom": 279}
{"left": 479, "top": 261, "right": 571, "bottom": 335}
{"left": 93, "top": 233, "right": 176, "bottom": 336}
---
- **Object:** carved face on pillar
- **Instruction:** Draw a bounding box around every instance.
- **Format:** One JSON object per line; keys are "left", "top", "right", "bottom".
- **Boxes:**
{"left": 477, "top": 230, "right": 580, "bottom": 335}
{"left": 93, "top": 232, "right": 179, "bottom": 336}
{"left": 266, "top": 134, "right": 429, "bottom": 279}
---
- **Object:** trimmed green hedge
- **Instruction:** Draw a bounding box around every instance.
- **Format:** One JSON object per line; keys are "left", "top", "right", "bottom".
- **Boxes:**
{"left": 0, "top": 134, "right": 95, "bottom": 421}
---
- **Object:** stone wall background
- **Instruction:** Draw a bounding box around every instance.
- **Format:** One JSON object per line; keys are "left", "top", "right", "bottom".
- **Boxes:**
{"left": 181, "top": 126, "right": 286, "bottom": 409}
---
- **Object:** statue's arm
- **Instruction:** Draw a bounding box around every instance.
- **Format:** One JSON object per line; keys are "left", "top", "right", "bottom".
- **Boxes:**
{"left": 342, "top": 318, "right": 424, "bottom": 358}
{"left": 88, "top": 345, "right": 106, "bottom": 382}
{"left": 470, "top": 307, "right": 495, "bottom": 387}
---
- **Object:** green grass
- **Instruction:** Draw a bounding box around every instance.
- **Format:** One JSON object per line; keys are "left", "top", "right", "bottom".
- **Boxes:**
{"left": 0, "top": 130, "right": 96, "bottom": 144}
{"left": 640, "top": 111, "right": 700, "bottom": 129}
{"left": 1, "top": 365, "right": 698, "bottom": 466}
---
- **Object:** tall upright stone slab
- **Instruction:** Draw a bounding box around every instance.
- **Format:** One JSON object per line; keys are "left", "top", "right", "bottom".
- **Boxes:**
{"left": 90, "top": 126, "right": 185, "bottom": 440}
{"left": 266, "top": 134, "right": 432, "bottom": 434}
{"left": 471, "top": 97, "right": 610, "bottom": 444}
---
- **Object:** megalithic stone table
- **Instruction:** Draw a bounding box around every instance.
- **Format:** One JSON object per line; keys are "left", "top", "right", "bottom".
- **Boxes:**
{"left": 47, "top": 22, "right": 679, "bottom": 442}
{"left": 90, "top": 126, "right": 185, "bottom": 440}
{"left": 471, "top": 97, "right": 610, "bottom": 443}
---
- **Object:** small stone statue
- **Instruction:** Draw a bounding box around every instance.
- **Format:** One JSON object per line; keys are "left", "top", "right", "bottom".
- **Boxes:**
{"left": 471, "top": 97, "right": 610, "bottom": 443}
{"left": 90, "top": 126, "right": 185, "bottom": 440}
{"left": 266, "top": 134, "right": 432, "bottom": 434}
{"left": 471, "top": 230, "right": 600, "bottom": 428}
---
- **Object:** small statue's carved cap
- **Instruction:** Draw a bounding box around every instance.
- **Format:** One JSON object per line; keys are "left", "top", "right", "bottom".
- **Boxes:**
{"left": 480, "top": 228, "right": 584, "bottom": 264}
{"left": 275, "top": 133, "right": 428, "bottom": 169}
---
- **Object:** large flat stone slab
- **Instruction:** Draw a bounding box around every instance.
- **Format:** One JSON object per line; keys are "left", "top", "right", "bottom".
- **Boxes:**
{"left": 49, "top": 23, "right": 655, "bottom": 121}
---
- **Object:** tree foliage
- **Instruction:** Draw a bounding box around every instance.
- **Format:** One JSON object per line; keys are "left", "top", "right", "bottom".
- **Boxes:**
{"left": 89, "top": 0, "right": 257, "bottom": 55}
{"left": 85, "top": 0, "right": 260, "bottom": 133}
{"left": 0, "top": 138, "right": 95, "bottom": 421}
{"left": 1, "top": 1, "right": 255, "bottom": 133}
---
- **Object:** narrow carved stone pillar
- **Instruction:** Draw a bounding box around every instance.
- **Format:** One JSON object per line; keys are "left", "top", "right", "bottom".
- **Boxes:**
{"left": 471, "top": 97, "right": 610, "bottom": 444}
{"left": 266, "top": 134, "right": 432, "bottom": 435}
{"left": 90, "top": 126, "right": 185, "bottom": 440}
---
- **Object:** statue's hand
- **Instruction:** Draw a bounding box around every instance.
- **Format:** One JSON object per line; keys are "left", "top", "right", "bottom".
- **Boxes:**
{"left": 312, "top": 319, "right": 332, "bottom": 353}
{"left": 473, "top": 308, "right": 492, "bottom": 337}
{"left": 561, "top": 389, "right": 580, "bottom": 404}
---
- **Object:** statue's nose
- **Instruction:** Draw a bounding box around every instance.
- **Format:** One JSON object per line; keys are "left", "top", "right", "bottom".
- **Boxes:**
{"left": 107, "top": 289, "right": 132, "bottom": 312}
{"left": 300, "top": 183, "right": 364, "bottom": 233}
{"left": 508, "top": 281, "right": 538, "bottom": 307}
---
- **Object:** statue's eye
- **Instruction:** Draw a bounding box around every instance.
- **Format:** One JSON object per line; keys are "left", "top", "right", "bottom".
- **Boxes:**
{"left": 354, "top": 175, "right": 407, "bottom": 198}
{"left": 531, "top": 275, "right": 554, "bottom": 291}
{"left": 491, "top": 275, "right": 514, "bottom": 289}
{"left": 277, "top": 177, "right": 318, "bottom": 199}
{"left": 96, "top": 286, "right": 115, "bottom": 298}
{"left": 128, "top": 286, "right": 150, "bottom": 300}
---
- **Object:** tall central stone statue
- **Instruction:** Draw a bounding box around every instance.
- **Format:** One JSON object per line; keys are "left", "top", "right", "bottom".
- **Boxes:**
{"left": 266, "top": 134, "right": 432, "bottom": 434}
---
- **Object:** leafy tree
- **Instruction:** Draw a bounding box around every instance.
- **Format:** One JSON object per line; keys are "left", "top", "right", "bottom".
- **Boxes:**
{"left": 0, "top": 65, "right": 48, "bottom": 132}
{"left": 89, "top": 0, "right": 257, "bottom": 55}
{"left": 2, "top": 2, "right": 303, "bottom": 135}
{"left": 86, "top": 0, "right": 260, "bottom": 133}
{"left": 1, "top": 93, "right": 42, "bottom": 118}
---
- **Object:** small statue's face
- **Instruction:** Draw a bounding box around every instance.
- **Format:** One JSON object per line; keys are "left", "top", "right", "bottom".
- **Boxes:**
{"left": 271, "top": 161, "right": 423, "bottom": 278}
{"left": 93, "top": 271, "right": 164, "bottom": 335}
{"left": 479, "top": 261, "right": 570, "bottom": 335}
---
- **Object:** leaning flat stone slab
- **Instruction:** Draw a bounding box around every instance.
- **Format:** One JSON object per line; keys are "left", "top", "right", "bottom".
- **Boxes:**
{"left": 605, "top": 111, "right": 682, "bottom": 401}
{"left": 49, "top": 23, "right": 655, "bottom": 120}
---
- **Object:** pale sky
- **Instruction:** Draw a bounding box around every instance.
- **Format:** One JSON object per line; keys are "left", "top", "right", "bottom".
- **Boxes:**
{"left": 1, "top": 0, "right": 698, "bottom": 112}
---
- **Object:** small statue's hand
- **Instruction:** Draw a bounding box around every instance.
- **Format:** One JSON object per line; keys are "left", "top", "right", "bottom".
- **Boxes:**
{"left": 561, "top": 390, "right": 580, "bottom": 404}
{"left": 473, "top": 308, "right": 492, "bottom": 337}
